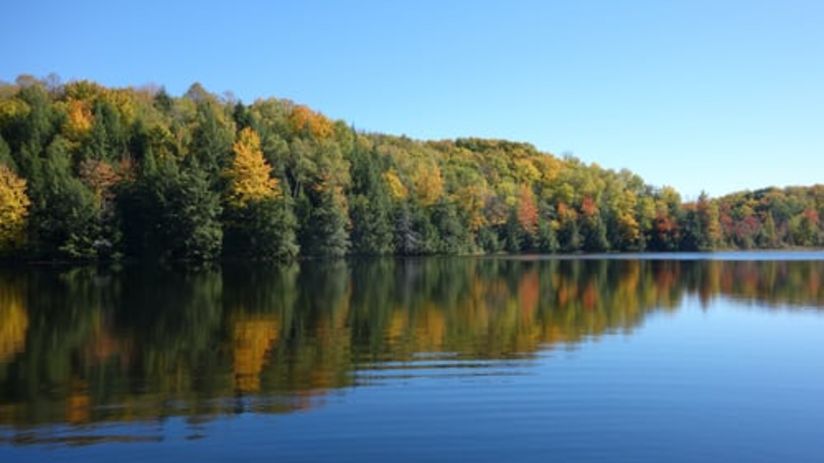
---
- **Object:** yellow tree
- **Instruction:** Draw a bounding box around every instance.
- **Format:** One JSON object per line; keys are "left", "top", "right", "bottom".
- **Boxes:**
{"left": 289, "top": 105, "right": 334, "bottom": 138}
{"left": 413, "top": 162, "right": 443, "bottom": 206}
{"left": 63, "top": 99, "right": 94, "bottom": 141}
{"left": 454, "top": 183, "right": 488, "bottom": 231}
{"left": 383, "top": 169, "right": 408, "bottom": 201}
{"left": 0, "top": 164, "right": 30, "bottom": 252}
{"left": 225, "top": 127, "right": 279, "bottom": 208}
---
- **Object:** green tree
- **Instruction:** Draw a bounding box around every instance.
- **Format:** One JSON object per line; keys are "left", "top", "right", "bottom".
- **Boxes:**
{"left": 27, "top": 137, "right": 101, "bottom": 259}
{"left": 188, "top": 97, "right": 234, "bottom": 178}
{"left": 223, "top": 197, "right": 298, "bottom": 260}
{"left": 349, "top": 144, "right": 393, "bottom": 255}
{"left": 537, "top": 218, "right": 559, "bottom": 253}
{"left": 432, "top": 200, "right": 470, "bottom": 254}
{"left": 131, "top": 162, "right": 223, "bottom": 261}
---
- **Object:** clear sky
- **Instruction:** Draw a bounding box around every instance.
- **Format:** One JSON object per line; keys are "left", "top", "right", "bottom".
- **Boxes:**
{"left": 1, "top": 0, "right": 822, "bottom": 197}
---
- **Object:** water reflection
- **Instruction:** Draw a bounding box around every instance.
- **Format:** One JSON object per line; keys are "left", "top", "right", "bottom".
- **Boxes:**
{"left": 0, "top": 257, "right": 822, "bottom": 430}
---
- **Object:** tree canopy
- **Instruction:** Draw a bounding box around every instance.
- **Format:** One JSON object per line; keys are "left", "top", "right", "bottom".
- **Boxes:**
{"left": 0, "top": 76, "right": 821, "bottom": 261}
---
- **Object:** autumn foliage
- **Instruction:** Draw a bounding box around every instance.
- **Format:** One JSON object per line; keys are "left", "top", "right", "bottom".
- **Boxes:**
{"left": 0, "top": 75, "right": 820, "bottom": 261}
{"left": 0, "top": 164, "right": 30, "bottom": 253}
{"left": 225, "top": 127, "right": 279, "bottom": 207}
{"left": 517, "top": 185, "right": 538, "bottom": 235}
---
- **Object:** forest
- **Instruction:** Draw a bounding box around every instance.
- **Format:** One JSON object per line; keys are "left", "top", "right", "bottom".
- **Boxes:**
{"left": 0, "top": 75, "right": 822, "bottom": 261}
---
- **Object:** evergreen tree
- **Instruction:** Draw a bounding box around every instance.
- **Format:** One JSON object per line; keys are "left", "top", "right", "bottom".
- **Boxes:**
{"left": 558, "top": 218, "right": 581, "bottom": 252}
{"left": 537, "top": 219, "right": 559, "bottom": 253}
{"left": 581, "top": 214, "right": 609, "bottom": 252}
{"left": 129, "top": 161, "right": 223, "bottom": 262}
{"left": 504, "top": 210, "right": 524, "bottom": 253}
{"left": 293, "top": 139, "right": 351, "bottom": 258}
{"left": 393, "top": 202, "right": 438, "bottom": 255}
{"left": 393, "top": 203, "right": 419, "bottom": 255}
{"left": 28, "top": 137, "right": 101, "bottom": 258}
{"left": 478, "top": 227, "right": 502, "bottom": 253}
{"left": 349, "top": 145, "right": 393, "bottom": 255}
{"left": 223, "top": 196, "right": 298, "bottom": 260}
{"left": 188, "top": 100, "right": 234, "bottom": 179}
{"left": 432, "top": 200, "right": 470, "bottom": 254}
{"left": 301, "top": 185, "right": 350, "bottom": 257}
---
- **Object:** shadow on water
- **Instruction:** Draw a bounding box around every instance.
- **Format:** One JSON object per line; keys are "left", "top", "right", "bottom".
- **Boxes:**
{"left": 0, "top": 255, "right": 823, "bottom": 438}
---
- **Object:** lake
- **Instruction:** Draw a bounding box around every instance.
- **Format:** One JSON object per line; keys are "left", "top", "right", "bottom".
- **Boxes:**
{"left": 1, "top": 253, "right": 823, "bottom": 462}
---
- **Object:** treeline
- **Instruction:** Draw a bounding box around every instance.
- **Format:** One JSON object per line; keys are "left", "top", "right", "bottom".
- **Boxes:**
{"left": 0, "top": 75, "right": 821, "bottom": 261}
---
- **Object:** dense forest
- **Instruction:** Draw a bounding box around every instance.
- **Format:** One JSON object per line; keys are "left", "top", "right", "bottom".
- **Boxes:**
{"left": 0, "top": 75, "right": 821, "bottom": 261}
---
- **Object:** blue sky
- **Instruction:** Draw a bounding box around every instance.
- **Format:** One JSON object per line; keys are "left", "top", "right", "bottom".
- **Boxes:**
{"left": 1, "top": 0, "right": 822, "bottom": 197}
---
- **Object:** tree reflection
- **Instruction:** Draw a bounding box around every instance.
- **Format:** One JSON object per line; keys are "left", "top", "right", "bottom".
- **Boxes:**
{"left": 0, "top": 257, "right": 822, "bottom": 428}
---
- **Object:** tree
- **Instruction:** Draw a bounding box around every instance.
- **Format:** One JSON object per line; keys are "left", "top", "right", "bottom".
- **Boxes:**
{"left": 504, "top": 209, "right": 524, "bottom": 253}
{"left": 300, "top": 185, "right": 350, "bottom": 257}
{"left": 537, "top": 218, "right": 559, "bottom": 253}
{"left": 222, "top": 127, "right": 297, "bottom": 260}
{"left": 579, "top": 197, "right": 609, "bottom": 252}
{"left": 27, "top": 137, "right": 101, "bottom": 259}
{"left": 557, "top": 203, "right": 581, "bottom": 252}
{"left": 349, "top": 143, "right": 393, "bottom": 255}
{"left": 225, "top": 127, "right": 277, "bottom": 208}
{"left": 135, "top": 163, "right": 223, "bottom": 261}
{"left": 413, "top": 161, "right": 444, "bottom": 207}
{"left": 696, "top": 192, "right": 722, "bottom": 249}
{"left": 517, "top": 185, "right": 538, "bottom": 238}
{"left": 291, "top": 138, "right": 351, "bottom": 258}
{"left": 0, "top": 136, "right": 15, "bottom": 173}
{"left": 0, "top": 164, "right": 30, "bottom": 253}
{"left": 83, "top": 99, "right": 126, "bottom": 162}
{"left": 188, "top": 99, "right": 235, "bottom": 178}
{"left": 789, "top": 209, "right": 821, "bottom": 247}
{"left": 431, "top": 200, "right": 470, "bottom": 254}
{"left": 289, "top": 105, "right": 333, "bottom": 139}
{"left": 223, "top": 196, "right": 298, "bottom": 260}
{"left": 393, "top": 202, "right": 437, "bottom": 255}
{"left": 759, "top": 212, "right": 779, "bottom": 248}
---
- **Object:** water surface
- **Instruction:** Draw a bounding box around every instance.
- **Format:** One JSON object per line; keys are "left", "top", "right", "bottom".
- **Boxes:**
{"left": 1, "top": 253, "right": 824, "bottom": 462}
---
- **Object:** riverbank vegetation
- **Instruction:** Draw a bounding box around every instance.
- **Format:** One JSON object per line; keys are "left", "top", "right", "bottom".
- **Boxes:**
{"left": 1, "top": 75, "right": 821, "bottom": 261}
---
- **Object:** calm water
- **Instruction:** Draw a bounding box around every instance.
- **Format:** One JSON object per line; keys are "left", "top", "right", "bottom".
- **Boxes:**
{"left": 1, "top": 253, "right": 824, "bottom": 462}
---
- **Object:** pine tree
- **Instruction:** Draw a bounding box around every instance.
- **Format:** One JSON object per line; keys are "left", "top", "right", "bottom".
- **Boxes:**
{"left": 537, "top": 219, "right": 559, "bottom": 253}
{"left": 432, "top": 200, "right": 469, "bottom": 254}
{"left": 349, "top": 145, "right": 393, "bottom": 255}
{"left": 301, "top": 185, "right": 350, "bottom": 257}
{"left": 27, "top": 137, "right": 101, "bottom": 259}
{"left": 223, "top": 196, "right": 298, "bottom": 260}
{"left": 142, "top": 164, "right": 223, "bottom": 261}
{"left": 189, "top": 100, "right": 235, "bottom": 178}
